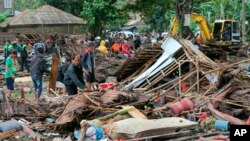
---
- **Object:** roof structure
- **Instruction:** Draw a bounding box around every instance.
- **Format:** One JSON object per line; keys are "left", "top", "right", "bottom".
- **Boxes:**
{"left": 8, "top": 5, "right": 86, "bottom": 26}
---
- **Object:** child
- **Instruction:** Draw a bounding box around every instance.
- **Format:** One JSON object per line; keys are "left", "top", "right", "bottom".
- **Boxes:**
{"left": 5, "top": 50, "right": 17, "bottom": 98}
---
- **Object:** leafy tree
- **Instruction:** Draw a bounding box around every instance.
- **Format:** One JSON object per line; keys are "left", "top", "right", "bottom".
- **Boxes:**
{"left": 126, "top": 0, "right": 210, "bottom": 33}
{"left": 81, "top": 0, "right": 129, "bottom": 36}
{"left": 143, "top": 6, "right": 174, "bottom": 33}
{"left": 14, "top": 0, "right": 45, "bottom": 11}
{"left": 194, "top": 0, "right": 250, "bottom": 40}
{"left": 44, "top": 0, "right": 84, "bottom": 16}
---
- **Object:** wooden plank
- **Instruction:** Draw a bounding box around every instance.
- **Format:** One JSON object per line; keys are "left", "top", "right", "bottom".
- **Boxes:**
{"left": 49, "top": 54, "right": 59, "bottom": 94}
{"left": 0, "top": 129, "right": 17, "bottom": 139}
{"left": 122, "top": 106, "right": 147, "bottom": 119}
{"left": 14, "top": 76, "right": 32, "bottom": 83}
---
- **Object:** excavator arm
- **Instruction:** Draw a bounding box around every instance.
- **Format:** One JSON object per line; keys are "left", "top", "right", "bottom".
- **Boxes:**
{"left": 169, "top": 13, "right": 213, "bottom": 42}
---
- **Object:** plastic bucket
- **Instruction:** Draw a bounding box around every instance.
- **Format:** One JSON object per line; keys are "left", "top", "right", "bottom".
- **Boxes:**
{"left": 215, "top": 120, "right": 229, "bottom": 131}
{"left": 170, "top": 97, "right": 194, "bottom": 115}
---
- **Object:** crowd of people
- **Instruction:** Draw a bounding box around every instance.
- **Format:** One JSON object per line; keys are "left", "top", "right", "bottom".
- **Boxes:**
{"left": 2, "top": 32, "right": 166, "bottom": 104}
{"left": 82, "top": 32, "right": 166, "bottom": 59}
{"left": 3, "top": 39, "right": 96, "bottom": 104}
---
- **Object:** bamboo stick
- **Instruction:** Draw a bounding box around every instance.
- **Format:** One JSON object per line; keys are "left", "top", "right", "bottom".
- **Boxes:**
{"left": 209, "top": 97, "right": 249, "bottom": 108}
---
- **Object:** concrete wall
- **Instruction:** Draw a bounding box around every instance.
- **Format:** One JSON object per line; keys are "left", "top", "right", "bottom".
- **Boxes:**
{"left": 0, "top": 0, "right": 4, "bottom": 13}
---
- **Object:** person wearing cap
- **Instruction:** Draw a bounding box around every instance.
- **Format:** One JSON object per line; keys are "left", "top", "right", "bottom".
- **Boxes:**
{"left": 5, "top": 50, "right": 17, "bottom": 98}
{"left": 32, "top": 41, "right": 46, "bottom": 55}
{"left": 30, "top": 47, "right": 50, "bottom": 104}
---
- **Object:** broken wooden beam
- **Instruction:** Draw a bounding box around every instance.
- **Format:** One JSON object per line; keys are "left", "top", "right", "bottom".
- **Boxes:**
{"left": 49, "top": 54, "right": 59, "bottom": 94}
{"left": 121, "top": 106, "right": 147, "bottom": 119}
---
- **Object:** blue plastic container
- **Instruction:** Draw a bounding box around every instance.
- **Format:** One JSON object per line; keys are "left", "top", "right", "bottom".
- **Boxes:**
{"left": 215, "top": 120, "right": 229, "bottom": 131}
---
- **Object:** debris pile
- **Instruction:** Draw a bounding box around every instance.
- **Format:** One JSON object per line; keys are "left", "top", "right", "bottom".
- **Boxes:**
{"left": 95, "top": 52, "right": 125, "bottom": 82}
{"left": 0, "top": 37, "right": 250, "bottom": 140}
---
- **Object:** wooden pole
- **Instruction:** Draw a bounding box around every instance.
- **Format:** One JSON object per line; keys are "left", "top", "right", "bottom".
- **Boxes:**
{"left": 49, "top": 54, "right": 59, "bottom": 94}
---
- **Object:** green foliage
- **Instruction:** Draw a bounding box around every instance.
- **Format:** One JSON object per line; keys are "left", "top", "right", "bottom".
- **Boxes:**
{"left": 0, "top": 9, "right": 11, "bottom": 23}
{"left": 14, "top": 0, "right": 45, "bottom": 11}
{"left": 193, "top": 0, "right": 250, "bottom": 40}
{"left": 44, "top": 0, "right": 84, "bottom": 16}
{"left": 12, "top": 0, "right": 250, "bottom": 40}
{"left": 126, "top": 0, "right": 176, "bottom": 33}
{"left": 144, "top": 6, "right": 174, "bottom": 33}
{"left": 81, "top": 0, "right": 129, "bottom": 36}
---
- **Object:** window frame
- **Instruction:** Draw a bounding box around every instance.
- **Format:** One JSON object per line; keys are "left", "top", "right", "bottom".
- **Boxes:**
{"left": 4, "top": 0, "right": 12, "bottom": 8}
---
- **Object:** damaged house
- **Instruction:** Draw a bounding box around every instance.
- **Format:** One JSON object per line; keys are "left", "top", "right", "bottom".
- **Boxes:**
{"left": 0, "top": 5, "right": 86, "bottom": 36}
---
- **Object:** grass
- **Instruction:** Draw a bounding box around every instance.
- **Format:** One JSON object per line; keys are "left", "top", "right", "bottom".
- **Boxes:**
{"left": 12, "top": 90, "right": 47, "bottom": 100}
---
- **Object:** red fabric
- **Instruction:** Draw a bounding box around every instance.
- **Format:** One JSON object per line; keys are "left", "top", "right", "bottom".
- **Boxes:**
{"left": 83, "top": 49, "right": 91, "bottom": 54}
{"left": 200, "top": 112, "right": 208, "bottom": 122}
{"left": 99, "top": 82, "right": 116, "bottom": 90}
{"left": 247, "top": 116, "right": 250, "bottom": 125}
{"left": 213, "top": 135, "right": 229, "bottom": 141}
{"left": 196, "top": 35, "right": 203, "bottom": 44}
{"left": 122, "top": 44, "right": 130, "bottom": 54}
{"left": 155, "top": 97, "right": 161, "bottom": 103}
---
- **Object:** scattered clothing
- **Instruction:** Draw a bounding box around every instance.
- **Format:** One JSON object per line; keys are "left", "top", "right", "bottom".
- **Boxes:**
{"left": 200, "top": 112, "right": 208, "bottom": 122}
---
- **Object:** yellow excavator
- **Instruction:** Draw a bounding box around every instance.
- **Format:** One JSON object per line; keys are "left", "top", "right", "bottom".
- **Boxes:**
{"left": 169, "top": 13, "right": 241, "bottom": 47}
